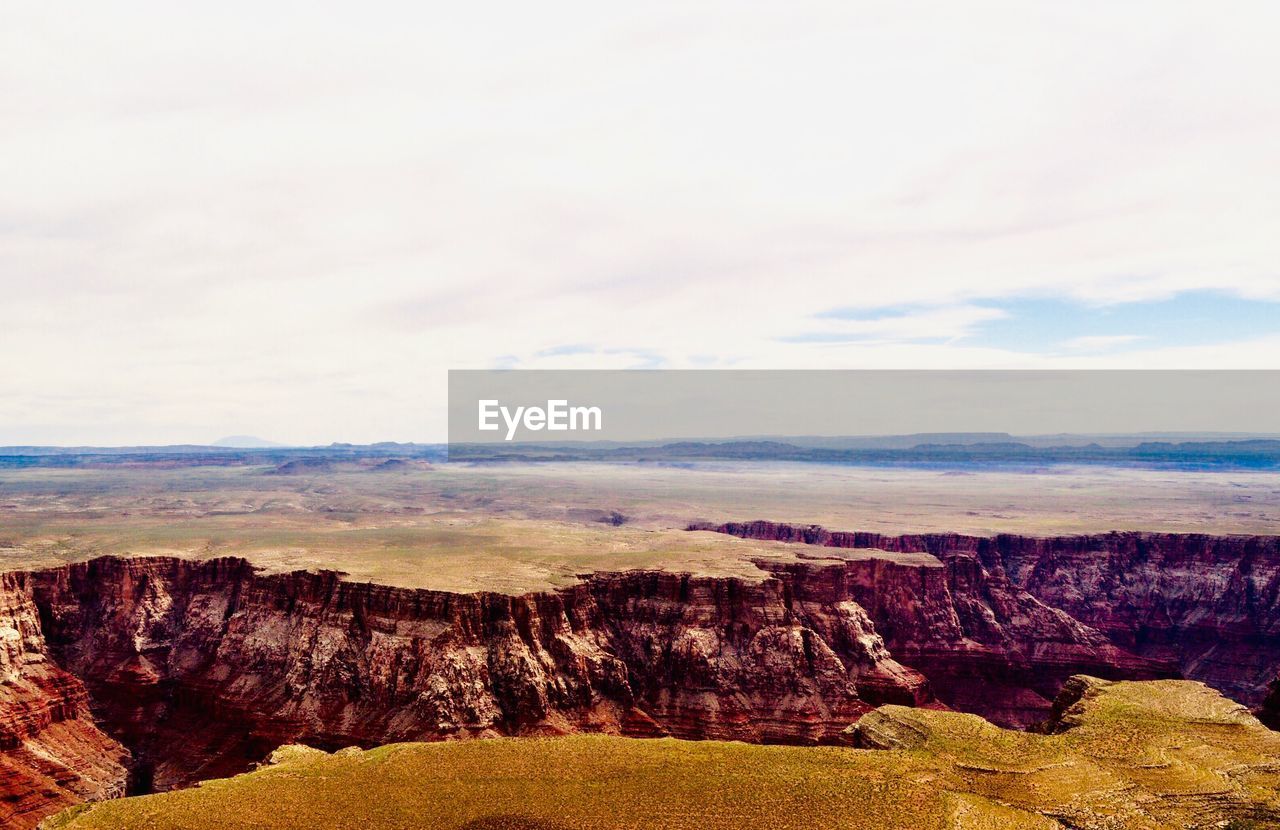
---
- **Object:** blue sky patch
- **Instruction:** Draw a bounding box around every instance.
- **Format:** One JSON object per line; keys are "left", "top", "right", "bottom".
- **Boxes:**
{"left": 967, "top": 292, "right": 1280, "bottom": 352}
{"left": 808, "top": 291, "right": 1279, "bottom": 353}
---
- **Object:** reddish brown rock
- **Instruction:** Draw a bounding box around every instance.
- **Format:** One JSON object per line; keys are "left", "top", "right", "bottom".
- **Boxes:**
{"left": 0, "top": 572, "right": 128, "bottom": 830}
{"left": 26, "top": 556, "right": 929, "bottom": 794}
{"left": 5, "top": 525, "right": 1278, "bottom": 825}
{"left": 585, "top": 569, "right": 930, "bottom": 743}
{"left": 754, "top": 552, "right": 1165, "bottom": 727}
{"left": 697, "top": 522, "right": 1280, "bottom": 715}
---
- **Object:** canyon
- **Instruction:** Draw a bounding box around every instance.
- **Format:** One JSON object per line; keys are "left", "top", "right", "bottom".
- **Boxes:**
{"left": 696, "top": 522, "right": 1280, "bottom": 712}
{"left": 1, "top": 527, "right": 1278, "bottom": 828}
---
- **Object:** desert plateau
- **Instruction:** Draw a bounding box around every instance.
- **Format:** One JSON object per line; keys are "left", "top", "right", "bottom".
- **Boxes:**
{"left": 0, "top": 453, "right": 1278, "bottom": 829}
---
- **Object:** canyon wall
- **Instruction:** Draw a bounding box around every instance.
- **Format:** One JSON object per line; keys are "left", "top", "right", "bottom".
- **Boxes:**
{"left": 0, "top": 572, "right": 128, "bottom": 829}
{"left": 697, "top": 522, "right": 1280, "bottom": 710}
{"left": 2, "top": 526, "right": 1277, "bottom": 827}
{"left": 20, "top": 555, "right": 936, "bottom": 798}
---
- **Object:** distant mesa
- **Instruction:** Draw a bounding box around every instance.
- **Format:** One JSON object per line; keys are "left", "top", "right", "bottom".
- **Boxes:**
{"left": 212, "top": 435, "right": 286, "bottom": 448}
{"left": 375, "top": 458, "right": 411, "bottom": 470}
{"left": 268, "top": 458, "right": 334, "bottom": 475}
{"left": 371, "top": 458, "right": 431, "bottom": 471}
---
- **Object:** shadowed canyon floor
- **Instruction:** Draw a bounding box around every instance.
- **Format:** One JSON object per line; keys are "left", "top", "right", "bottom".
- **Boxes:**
{"left": 43, "top": 678, "right": 1280, "bottom": 830}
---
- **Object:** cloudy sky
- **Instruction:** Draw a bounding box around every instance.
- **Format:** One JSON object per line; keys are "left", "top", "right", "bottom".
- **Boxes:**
{"left": 3, "top": 2, "right": 1278, "bottom": 445}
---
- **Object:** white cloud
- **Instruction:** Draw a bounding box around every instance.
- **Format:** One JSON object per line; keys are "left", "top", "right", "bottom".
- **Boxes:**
{"left": 787, "top": 305, "right": 1008, "bottom": 343}
{"left": 2, "top": 2, "right": 1279, "bottom": 443}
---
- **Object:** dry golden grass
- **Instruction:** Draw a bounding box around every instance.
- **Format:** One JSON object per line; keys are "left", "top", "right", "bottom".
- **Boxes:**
{"left": 0, "top": 509, "right": 884, "bottom": 593}
{"left": 46, "top": 679, "right": 1280, "bottom": 830}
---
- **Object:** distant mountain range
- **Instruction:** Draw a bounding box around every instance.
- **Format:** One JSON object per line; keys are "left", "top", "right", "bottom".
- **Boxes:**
{"left": 451, "top": 436, "right": 1280, "bottom": 470}
{"left": 0, "top": 442, "right": 443, "bottom": 469}
{"left": 4, "top": 435, "right": 1280, "bottom": 470}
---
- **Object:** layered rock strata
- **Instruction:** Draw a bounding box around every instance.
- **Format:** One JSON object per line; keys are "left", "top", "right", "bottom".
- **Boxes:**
{"left": 697, "top": 522, "right": 1280, "bottom": 713}
{"left": 3, "top": 525, "right": 1278, "bottom": 826}
{"left": 0, "top": 572, "right": 128, "bottom": 830}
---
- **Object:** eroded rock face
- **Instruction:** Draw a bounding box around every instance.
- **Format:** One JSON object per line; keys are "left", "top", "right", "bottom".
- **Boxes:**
{"left": 698, "top": 522, "right": 1280, "bottom": 714}
{"left": 29, "top": 558, "right": 630, "bottom": 792}
{"left": 0, "top": 572, "right": 128, "bottom": 830}
{"left": 585, "top": 570, "right": 930, "bottom": 743}
{"left": 767, "top": 554, "right": 1166, "bottom": 727}
{"left": 22, "top": 556, "right": 930, "bottom": 796}
{"left": 3, "top": 525, "right": 1279, "bottom": 827}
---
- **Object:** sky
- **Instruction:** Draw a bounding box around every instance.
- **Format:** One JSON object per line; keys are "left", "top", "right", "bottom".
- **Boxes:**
{"left": 2, "top": 2, "right": 1279, "bottom": 445}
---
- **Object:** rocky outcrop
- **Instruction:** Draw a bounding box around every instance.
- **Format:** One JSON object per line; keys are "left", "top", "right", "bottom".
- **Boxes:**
{"left": 4, "top": 525, "right": 1279, "bottom": 825}
{"left": 696, "top": 522, "right": 1280, "bottom": 713}
{"left": 21, "top": 555, "right": 931, "bottom": 796}
{"left": 6, "top": 543, "right": 1170, "bottom": 801}
{"left": 586, "top": 569, "right": 930, "bottom": 743}
{"left": 0, "top": 572, "right": 128, "bottom": 830}
{"left": 778, "top": 553, "right": 1166, "bottom": 727}
{"left": 28, "top": 557, "right": 633, "bottom": 793}
{"left": 843, "top": 676, "right": 1280, "bottom": 830}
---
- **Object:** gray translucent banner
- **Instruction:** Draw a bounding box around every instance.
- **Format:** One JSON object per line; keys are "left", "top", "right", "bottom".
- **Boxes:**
{"left": 448, "top": 370, "right": 1280, "bottom": 447}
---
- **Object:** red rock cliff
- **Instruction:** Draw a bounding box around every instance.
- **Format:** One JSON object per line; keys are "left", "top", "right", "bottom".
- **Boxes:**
{"left": 23, "top": 555, "right": 930, "bottom": 796}
{"left": 3, "top": 526, "right": 1277, "bottom": 826}
{"left": 697, "top": 522, "right": 1280, "bottom": 713}
{"left": 0, "top": 571, "right": 128, "bottom": 830}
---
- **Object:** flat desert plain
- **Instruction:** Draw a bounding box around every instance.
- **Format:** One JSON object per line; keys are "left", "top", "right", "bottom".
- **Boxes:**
{"left": 0, "top": 462, "right": 1277, "bottom": 590}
